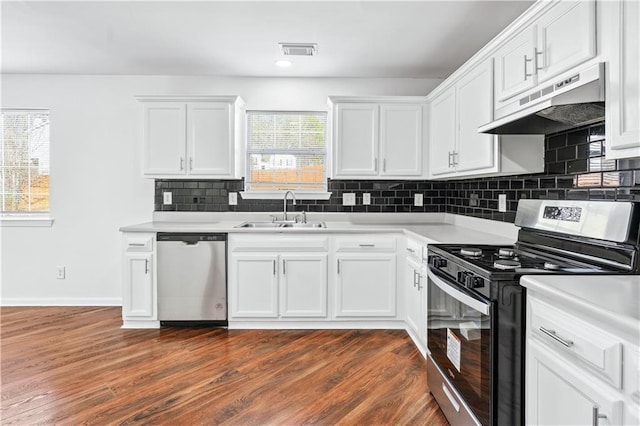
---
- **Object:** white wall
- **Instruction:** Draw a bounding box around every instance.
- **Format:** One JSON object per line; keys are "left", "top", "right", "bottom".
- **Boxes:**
{"left": 0, "top": 74, "right": 441, "bottom": 305}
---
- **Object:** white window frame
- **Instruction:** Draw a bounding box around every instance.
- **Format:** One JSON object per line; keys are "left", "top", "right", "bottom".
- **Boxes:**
{"left": 1, "top": 109, "right": 53, "bottom": 227}
{"left": 240, "top": 110, "right": 331, "bottom": 200}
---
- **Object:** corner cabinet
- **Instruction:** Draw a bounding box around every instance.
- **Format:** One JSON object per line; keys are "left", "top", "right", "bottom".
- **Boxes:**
{"left": 603, "top": 0, "right": 640, "bottom": 160}
{"left": 329, "top": 97, "right": 426, "bottom": 179}
{"left": 404, "top": 238, "right": 428, "bottom": 355}
{"left": 122, "top": 233, "right": 158, "bottom": 328}
{"left": 138, "top": 96, "right": 244, "bottom": 179}
{"left": 428, "top": 59, "right": 544, "bottom": 179}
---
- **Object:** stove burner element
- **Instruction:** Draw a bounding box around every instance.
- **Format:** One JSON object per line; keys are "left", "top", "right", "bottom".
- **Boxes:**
{"left": 543, "top": 261, "right": 564, "bottom": 270}
{"left": 460, "top": 247, "right": 483, "bottom": 257}
{"left": 494, "top": 259, "right": 522, "bottom": 270}
{"left": 498, "top": 248, "right": 516, "bottom": 258}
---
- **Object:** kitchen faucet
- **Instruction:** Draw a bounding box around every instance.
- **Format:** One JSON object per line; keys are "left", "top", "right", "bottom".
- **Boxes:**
{"left": 283, "top": 190, "right": 296, "bottom": 221}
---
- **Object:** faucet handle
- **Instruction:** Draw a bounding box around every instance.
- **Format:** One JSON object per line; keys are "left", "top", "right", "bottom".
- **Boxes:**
{"left": 301, "top": 211, "right": 307, "bottom": 224}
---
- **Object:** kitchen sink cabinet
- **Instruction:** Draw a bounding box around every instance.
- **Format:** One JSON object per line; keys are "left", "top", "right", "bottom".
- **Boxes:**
{"left": 329, "top": 97, "right": 425, "bottom": 179}
{"left": 603, "top": 0, "right": 640, "bottom": 160}
{"left": 230, "top": 253, "right": 280, "bottom": 318}
{"left": 279, "top": 254, "right": 328, "bottom": 318}
{"left": 494, "top": 0, "right": 596, "bottom": 106}
{"left": 122, "top": 233, "right": 157, "bottom": 327}
{"left": 138, "top": 96, "right": 244, "bottom": 179}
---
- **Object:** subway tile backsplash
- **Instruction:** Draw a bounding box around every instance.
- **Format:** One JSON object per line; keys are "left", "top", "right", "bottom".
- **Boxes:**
{"left": 155, "top": 122, "right": 640, "bottom": 223}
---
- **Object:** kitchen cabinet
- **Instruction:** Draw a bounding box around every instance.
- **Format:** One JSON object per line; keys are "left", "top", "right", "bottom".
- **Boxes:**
{"left": 138, "top": 96, "right": 244, "bottom": 179}
{"left": 228, "top": 235, "right": 328, "bottom": 320}
{"left": 494, "top": 0, "right": 596, "bottom": 105}
{"left": 329, "top": 97, "right": 425, "bottom": 179}
{"left": 405, "top": 256, "right": 426, "bottom": 353}
{"left": 428, "top": 59, "right": 543, "bottom": 179}
{"left": 604, "top": 0, "right": 640, "bottom": 160}
{"left": 333, "top": 235, "right": 397, "bottom": 318}
{"left": 122, "top": 233, "right": 157, "bottom": 327}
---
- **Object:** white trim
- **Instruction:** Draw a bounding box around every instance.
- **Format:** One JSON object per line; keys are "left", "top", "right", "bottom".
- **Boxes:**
{"left": 0, "top": 297, "right": 121, "bottom": 306}
{"left": 239, "top": 191, "right": 332, "bottom": 200}
{"left": 122, "top": 320, "right": 160, "bottom": 329}
{"left": 228, "top": 320, "right": 406, "bottom": 330}
{"left": 1, "top": 214, "right": 54, "bottom": 227}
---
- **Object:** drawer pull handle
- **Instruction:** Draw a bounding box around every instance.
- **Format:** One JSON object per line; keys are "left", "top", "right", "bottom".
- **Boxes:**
{"left": 406, "top": 248, "right": 415, "bottom": 253}
{"left": 128, "top": 243, "right": 146, "bottom": 247}
{"left": 540, "top": 327, "right": 573, "bottom": 347}
{"left": 359, "top": 244, "right": 375, "bottom": 247}
{"left": 441, "top": 382, "right": 460, "bottom": 413}
{"left": 592, "top": 406, "right": 607, "bottom": 426}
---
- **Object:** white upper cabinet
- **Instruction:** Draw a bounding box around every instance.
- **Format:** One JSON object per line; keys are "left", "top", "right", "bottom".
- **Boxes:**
{"left": 429, "top": 87, "right": 457, "bottom": 177}
{"left": 603, "top": 0, "right": 640, "bottom": 159}
{"left": 329, "top": 97, "right": 426, "bottom": 179}
{"left": 494, "top": 1, "right": 596, "bottom": 106}
{"left": 139, "top": 96, "right": 244, "bottom": 179}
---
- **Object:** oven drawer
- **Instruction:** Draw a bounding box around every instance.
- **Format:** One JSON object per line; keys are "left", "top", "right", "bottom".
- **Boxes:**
{"left": 529, "top": 297, "right": 622, "bottom": 389}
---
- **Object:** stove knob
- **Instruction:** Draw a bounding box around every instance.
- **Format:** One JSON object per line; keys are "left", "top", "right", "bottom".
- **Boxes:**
{"left": 457, "top": 271, "right": 469, "bottom": 285}
{"left": 431, "top": 256, "right": 447, "bottom": 268}
{"left": 467, "top": 275, "right": 485, "bottom": 289}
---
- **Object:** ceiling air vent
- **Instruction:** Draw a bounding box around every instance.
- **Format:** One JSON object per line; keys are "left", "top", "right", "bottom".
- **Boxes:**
{"left": 279, "top": 43, "right": 317, "bottom": 56}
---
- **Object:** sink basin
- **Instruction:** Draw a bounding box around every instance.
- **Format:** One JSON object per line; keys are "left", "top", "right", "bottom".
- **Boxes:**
{"left": 235, "top": 222, "right": 284, "bottom": 228}
{"left": 281, "top": 222, "right": 326, "bottom": 228}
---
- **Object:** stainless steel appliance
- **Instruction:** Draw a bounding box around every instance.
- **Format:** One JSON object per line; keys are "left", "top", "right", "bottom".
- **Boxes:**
{"left": 157, "top": 233, "right": 227, "bottom": 326}
{"left": 426, "top": 200, "right": 640, "bottom": 426}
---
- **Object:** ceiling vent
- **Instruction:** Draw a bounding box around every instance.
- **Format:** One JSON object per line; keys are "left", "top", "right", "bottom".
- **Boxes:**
{"left": 279, "top": 43, "right": 317, "bottom": 56}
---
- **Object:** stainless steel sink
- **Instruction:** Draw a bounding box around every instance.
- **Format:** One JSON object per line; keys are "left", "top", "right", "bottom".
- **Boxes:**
{"left": 235, "top": 221, "right": 326, "bottom": 229}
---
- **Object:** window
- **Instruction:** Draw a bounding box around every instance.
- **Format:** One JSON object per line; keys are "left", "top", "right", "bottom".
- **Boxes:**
{"left": 1, "top": 110, "right": 51, "bottom": 221}
{"left": 246, "top": 111, "right": 327, "bottom": 193}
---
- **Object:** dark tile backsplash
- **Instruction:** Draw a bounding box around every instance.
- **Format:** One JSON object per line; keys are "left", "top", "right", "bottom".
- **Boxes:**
{"left": 155, "top": 122, "right": 640, "bottom": 223}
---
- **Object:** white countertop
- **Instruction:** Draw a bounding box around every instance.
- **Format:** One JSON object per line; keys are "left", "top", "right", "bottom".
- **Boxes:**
{"left": 119, "top": 212, "right": 517, "bottom": 245}
{"left": 521, "top": 275, "right": 640, "bottom": 342}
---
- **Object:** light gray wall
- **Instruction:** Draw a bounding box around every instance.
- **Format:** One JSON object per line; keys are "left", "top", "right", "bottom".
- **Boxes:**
{"left": 0, "top": 74, "right": 441, "bottom": 305}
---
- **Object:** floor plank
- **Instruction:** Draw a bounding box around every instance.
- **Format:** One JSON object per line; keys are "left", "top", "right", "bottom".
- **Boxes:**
{"left": 1, "top": 307, "right": 448, "bottom": 425}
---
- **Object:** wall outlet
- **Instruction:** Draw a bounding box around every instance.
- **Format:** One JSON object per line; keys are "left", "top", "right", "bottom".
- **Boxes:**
{"left": 56, "top": 266, "right": 66, "bottom": 280}
{"left": 470, "top": 193, "right": 479, "bottom": 207}
{"left": 163, "top": 191, "right": 172, "bottom": 205}
{"left": 498, "top": 194, "right": 507, "bottom": 212}
{"left": 414, "top": 193, "right": 423, "bottom": 207}
{"left": 343, "top": 193, "right": 356, "bottom": 206}
{"left": 228, "top": 192, "right": 238, "bottom": 205}
{"left": 362, "top": 193, "right": 371, "bottom": 205}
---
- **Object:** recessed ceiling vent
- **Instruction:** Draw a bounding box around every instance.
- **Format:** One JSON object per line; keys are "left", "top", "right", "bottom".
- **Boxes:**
{"left": 279, "top": 43, "right": 317, "bottom": 56}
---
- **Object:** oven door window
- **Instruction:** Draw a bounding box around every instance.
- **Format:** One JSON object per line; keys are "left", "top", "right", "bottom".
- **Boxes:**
{"left": 427, "top": 270, "right": 492, "bottom": 426}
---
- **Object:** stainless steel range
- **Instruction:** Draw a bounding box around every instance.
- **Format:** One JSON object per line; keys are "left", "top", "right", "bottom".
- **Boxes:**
{"left": 426, "top": 200, "right": 640, "bottom": 426}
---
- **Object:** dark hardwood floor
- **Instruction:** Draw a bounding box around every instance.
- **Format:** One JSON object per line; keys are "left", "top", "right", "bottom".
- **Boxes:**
{"left": 1, "top": 307, "right": 448, "bottom": 425}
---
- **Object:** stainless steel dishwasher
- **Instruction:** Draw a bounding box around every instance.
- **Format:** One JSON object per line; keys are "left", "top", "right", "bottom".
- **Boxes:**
{"left": 157, "top": 233, "right": 227, "bottom": 326}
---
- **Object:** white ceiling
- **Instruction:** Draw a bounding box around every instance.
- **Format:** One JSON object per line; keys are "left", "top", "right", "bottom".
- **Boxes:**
{"left": 1, "top": 1, "right": 535, "bottom": 78}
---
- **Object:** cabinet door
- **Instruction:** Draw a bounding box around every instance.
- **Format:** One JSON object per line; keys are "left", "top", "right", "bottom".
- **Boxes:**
{"left": 428, "top": 88, "right": 457, "bottom": 176}
{"left": 494, "top": 27, "right": 537, "bottom": 103}
{"left": 230, "top": 254, "right": 279, "bottom": 318}
{"left": 143, "top": 102, "right": 186, "bottom": 176}
{"left": 456, "top": 60, "right": 497, "bottom": 173}
{"left": 527, "top": 340, "right": 623, "bottom": 425}
{"left": 379, "top": 104, "right": 423, "bottom": 177}
{"left": 335, "top": 253, "right": 396, "bottom": 317}
{"left": 405, "top": 258, "right": 422, "bottom": 336}
{"left": 605, "top": 0, "right": 640, "bottom": 158}
{"left": 280, "top": 254, "right": 328, "bottom": 318}
{"left": 123, "top": 253, "right": 154, "bottom": 319}
{"left": 187, "top": 102, "right": 233, "bottom": 176}
{"left": 536, "top": 0, "right": 596, "bottom": 84}
{"left": 333, "top": 103, "right": 379, "bottom": 177}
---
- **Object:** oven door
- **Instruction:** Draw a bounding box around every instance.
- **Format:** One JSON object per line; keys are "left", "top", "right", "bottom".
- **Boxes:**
{"left": 427, "top": 268, "right": 493, "bottom": 426}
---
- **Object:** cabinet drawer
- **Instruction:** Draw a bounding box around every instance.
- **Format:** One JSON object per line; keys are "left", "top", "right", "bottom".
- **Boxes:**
{"left": 529, "top": 298, "right": 623, "bottom": 389}
{"left": 405, "top": 238, "right": 424, "bottom": 261}
{"left": 230, "top": 235, "right": 328, "bottom": 252}
{"left": 334, "top": 236, "right": 396, "bottom": 252}
{"left": 124, "top": 234, "right": 154, "bottom": 252}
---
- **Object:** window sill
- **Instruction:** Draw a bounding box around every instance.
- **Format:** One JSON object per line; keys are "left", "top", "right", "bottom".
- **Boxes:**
{"left": 240, "top": 191, "right": 332, "bottom": 201}
{"left": 1, "top": 214, "right": 54, "bottom": 227}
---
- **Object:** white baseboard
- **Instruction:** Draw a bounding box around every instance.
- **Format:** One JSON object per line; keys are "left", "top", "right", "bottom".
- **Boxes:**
{"left": 0, "top": 297, "right": 122, "bottom": 307}
{"left": 228, "top": 320, "right": 406, "bottom": 330}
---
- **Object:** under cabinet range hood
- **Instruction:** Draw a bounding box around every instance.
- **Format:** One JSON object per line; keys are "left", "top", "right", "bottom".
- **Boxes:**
{"left": 479, "top": 62, "right": 605, "bottom": 135}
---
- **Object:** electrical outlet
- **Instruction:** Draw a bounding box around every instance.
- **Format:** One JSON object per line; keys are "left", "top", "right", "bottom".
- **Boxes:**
{"left": 228, "top": 192, "right": 238, "bottom": 205}
{"left": 362, "top": 193, "right": 371, "bottom": 205}
{"left": 414, "top": 193, "right": 423, "bottom": 207}
{"left": 498, "top": 194, "right": 507, "bottom": 212}
{"left": 56, "top": 266, "right": 66, "bottom": 280}
{"left": 343, "top": 193, "right": 356, "bottom": 206}
{"left": 470, "top": 193, "right": 479, "bottom": 207}
{"left": 163, "top": 191, "right": 172, "bottom": 205}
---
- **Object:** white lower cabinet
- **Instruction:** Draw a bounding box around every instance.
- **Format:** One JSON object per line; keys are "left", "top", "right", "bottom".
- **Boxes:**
{"left": 122, "top": 233, "right": 157, "bottom": 326}
{"left": 334, "top": 253, "right": 396, "bottom": 317}
{"left": 280, "top": 254, "right": 328, "bottom": 318}
{"left": 231, "top": 253, "right": 279, "bottom": 318}
{"left": 405, "top": 256, "right": 426, "bottom": 352}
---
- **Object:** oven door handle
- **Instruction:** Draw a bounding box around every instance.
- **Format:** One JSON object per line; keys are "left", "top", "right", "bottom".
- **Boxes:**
{"left": 428, "top": 270, "right": 491, "bottom": 316}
